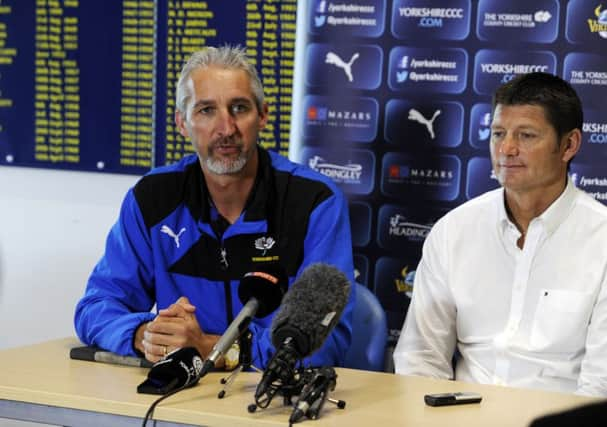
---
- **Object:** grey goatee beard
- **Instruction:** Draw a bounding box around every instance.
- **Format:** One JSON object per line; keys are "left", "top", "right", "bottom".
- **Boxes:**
{"left": 204, "top": 141, "right": 249, "bottom": 175}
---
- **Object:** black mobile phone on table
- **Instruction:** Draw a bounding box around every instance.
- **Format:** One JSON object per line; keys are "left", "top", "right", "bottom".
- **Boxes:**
{"left": 424, "top": 392, "right": 482, "bottom": 406}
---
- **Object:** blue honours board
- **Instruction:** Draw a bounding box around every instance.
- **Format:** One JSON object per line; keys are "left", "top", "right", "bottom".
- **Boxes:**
{"left": 0, "top": 0, "right": 297, "bottom": 174}
{"left": 292, "top": 0, "right": 607, "bottom": 341}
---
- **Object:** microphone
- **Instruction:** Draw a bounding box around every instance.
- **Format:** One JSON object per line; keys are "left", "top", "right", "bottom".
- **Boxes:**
{"left": 289, "top": 367, "right": 337, "bottom": 424}
{"left": 199, "top": 265, "right": 287, "bottom": 377}
{"left": 254, "top": 263, "right": 351, "bottom": 405}
{"left": 137, "top": 347, "right": 203, "bottom": 395}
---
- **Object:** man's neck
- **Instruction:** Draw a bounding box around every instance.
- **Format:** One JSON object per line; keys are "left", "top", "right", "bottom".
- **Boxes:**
{"left": 504, "top": 178, "right": 567, "bottom": 236}
{"left": 202, "top": 154, "right": 258, "bottom": 224}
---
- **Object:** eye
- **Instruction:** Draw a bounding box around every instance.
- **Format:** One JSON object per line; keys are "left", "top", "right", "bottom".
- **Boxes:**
{"left": 491, "top": 130, "right": 505, "bottom": 140}
{"left": 198, "top": 106, "right": 215, "bottom": 115}
{"left": 230, "top": 103, "right": 250, "bottom": 114}
{"left": 519, "top": 131, "right": 536, "bottom": 140}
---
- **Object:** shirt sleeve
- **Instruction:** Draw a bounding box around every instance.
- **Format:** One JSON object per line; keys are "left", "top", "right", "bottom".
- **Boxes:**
{"left": 577, "top": 273, "right": 607, "bottom": 397}
{"left": 73, "top": 189, "right": 157, "bottom": 356}
{"left": 250, "top": 186, "right": 356, "bottom": 369}
{"left": 393, "top": 216, "right": 457, "bottom": 379}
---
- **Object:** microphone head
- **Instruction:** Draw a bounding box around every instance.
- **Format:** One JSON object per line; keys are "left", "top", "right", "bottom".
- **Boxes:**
{"left": 270, "top": 263, "right": 351, "bottom": 357}
{"left": 238, "top": 263, "right": 288, "bottom": 318}
{"left": 137, "top": 347, "right": 203, "bottom": 395}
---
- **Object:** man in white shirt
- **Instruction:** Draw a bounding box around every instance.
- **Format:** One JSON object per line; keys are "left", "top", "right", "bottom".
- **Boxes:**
{"left": 393, "top": 72, "right": 607, "bottom": 396}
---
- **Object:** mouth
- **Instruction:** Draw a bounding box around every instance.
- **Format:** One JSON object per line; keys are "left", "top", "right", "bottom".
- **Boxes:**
{"left": 212, "top": 142, "right": 242, "bottom": 156}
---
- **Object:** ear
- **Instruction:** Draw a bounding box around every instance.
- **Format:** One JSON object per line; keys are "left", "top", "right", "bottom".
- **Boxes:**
{"left": 561, "top": 129, "right": 581, "bottom": 163}
{"left": 175, "top": 110, "right": 190, "bottom": 138}
{"left": 258, "top": 102, "right": 269, "bottom": 130}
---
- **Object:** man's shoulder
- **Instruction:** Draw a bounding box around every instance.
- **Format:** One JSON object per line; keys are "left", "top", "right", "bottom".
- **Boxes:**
{"left": 130, "top": 154, "right": 200, "bottom": 227}
{"left": 266, "top": 150, "right": 343, "bottom": 202}
{"left": 442, "top": 187, "right": 502, "bottom": 222}
{"left": 571, "top": 186, "right": 607, "bottom": 223}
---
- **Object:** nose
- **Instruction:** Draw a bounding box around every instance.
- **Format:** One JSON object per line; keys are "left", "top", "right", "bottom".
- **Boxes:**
{"left": 215, "top": 108, "right": 236, "bottom": 137}
{"left": 498, "top": 134, "right": 518, "bottom": 156}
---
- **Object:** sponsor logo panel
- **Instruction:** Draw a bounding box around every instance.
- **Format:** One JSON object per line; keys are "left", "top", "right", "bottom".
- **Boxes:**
{"left": 387, "top": 46, "right": 468, "bottom": 94}
{"left": 374, "top": 256, "right": 419, "bottom": 343}
{"left": 469, "top": 103, "right": 492, "bottom": 150}
{"left": 349, "top": 201, "right": 373, "bottom": 247}
{"left": 566, "top": 0, "right": 607, "bottom": 44}
{"left": 477, "top": 0, "right": 559, "bottom": 43}
{"left": 570, "top": 164, "right": 607, "bottom": 205}
{"left": 309, "top": 0, "right": 387, "bottom": 38}
{"left": 384, "top": 99, "right": 463, "bottom": 148}
{"left": 473, "top": 49, "right": 557, "bottom": 95}
{"left": 353, "top": 254, "right": 370, "bottom": 287}
{"left": 301, "top": 147, "right": 376, "bottom": 194}
{"left": 303, "top": 95, "right": 379, "bottom": 142}
{"left": 381, "top": 152, "right": 461, "bottom": 201}
{"left": 377, "top": 204, "right": 444, "bottom": 251}
{"left": 466, "top": 157, "right": 500, "bottom": 200}
{"left": 579, "top": 109, "right": 607, "bottom": 161}
{"left": 391, "top": 0, "right": 471, "bottom": 40}
{"left": 305, "top": 43, "right": 383, "bottom": 90}
{"left": 563, "top": 52, "right": 607, "bottom": 108}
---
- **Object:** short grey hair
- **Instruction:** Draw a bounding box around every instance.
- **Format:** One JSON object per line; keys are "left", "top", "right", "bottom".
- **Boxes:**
{"left": 175, "top": 45, "right": 264, "bottom": 117}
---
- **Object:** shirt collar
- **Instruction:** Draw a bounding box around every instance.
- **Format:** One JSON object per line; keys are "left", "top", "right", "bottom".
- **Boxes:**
{"left": 497, "top": 176, "right": 577, "bottom": 238}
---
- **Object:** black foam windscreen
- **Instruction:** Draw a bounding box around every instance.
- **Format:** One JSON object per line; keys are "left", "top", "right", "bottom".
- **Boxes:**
{"left": 238, "top": 263, "right": 288, "bottom": 318}
{"left": 270, "top": 263, "right": 351, "bottom": 357}
{"left": 137, "top": 347, "right": 203, "bottom": 395}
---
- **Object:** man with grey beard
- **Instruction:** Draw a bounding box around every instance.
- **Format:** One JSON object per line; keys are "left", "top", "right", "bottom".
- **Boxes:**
{"left": 74, "top": 46, "right": 355, "bottom": 370}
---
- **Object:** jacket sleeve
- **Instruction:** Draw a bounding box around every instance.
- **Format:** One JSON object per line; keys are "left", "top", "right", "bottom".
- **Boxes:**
{"left": 250, "top": 186, "right": 356, "bottom": 368}
{"left": 393, "top": 216, "right": 457, "bottom": 379}
{"left": 74, "top": 189, "right": 157, "bottom": 356}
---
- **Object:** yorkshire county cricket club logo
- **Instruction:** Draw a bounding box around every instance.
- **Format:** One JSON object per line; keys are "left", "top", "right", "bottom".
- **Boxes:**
{"left": 254, "top": 236, "right": 276, "bottom": 255}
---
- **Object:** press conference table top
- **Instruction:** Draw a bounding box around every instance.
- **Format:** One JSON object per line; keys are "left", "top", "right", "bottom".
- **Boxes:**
{"left": 0, "top": 338, "right": 600, "bottom": 426}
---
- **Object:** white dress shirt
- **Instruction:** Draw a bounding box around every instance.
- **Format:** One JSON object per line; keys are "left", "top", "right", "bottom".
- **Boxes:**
{"left": 393, "top": 178, "right": 607, "bottom": 396}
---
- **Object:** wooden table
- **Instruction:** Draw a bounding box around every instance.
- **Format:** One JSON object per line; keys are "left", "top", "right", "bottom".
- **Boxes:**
{"left": 0, "top": 338, "right": 600, "bottom": 426}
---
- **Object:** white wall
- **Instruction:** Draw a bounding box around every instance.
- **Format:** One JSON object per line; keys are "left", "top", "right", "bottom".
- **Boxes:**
{"left": 0, "top": 166, "right": 139, "bottom": 350}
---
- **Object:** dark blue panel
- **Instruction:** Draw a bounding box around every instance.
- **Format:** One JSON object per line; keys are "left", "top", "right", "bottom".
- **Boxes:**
{"left": 353, "top": 254, "right": 370, "bottom": 287}
{"left": 387, "top": 46, "right": 468, "bottom": 94}
{"left": 391, "top": 0, "right": 471, "bottom": 41}
{"left": 477, "top": 0, "right": 559, "bottom": 43}
{"left": 376, "top": 204, "right": 445, "bottom": 252}
{"left": 465, "top": 157, "right": 500, "bottom": 200}
{"left": 570, "top": 163, "right": 607, "bottom": 202}
{"left": 308, "top": 0, "right": 387, "bottom": 38}
{"left": 469, "top": 103, "right": 492, "bottom": 150}
{"left": 349, "top": 201, "right": 373, "bottom": 247}
{"left": 303, "top": 94, "right": 379, "bottom": 142}
{"left": 381, "top": 152, "right": 462, "bottom": 201}
{"left": 305, "top": 43, "right": 383, "bottom": 90}
{"left": 384, "top": 99, "right": 464, "bottom": 148}
{"left": 300, "top": 147, "right": 376, "bottom": 195}
{"left": 565, "top": 0, "right": 607, "bottom": 44}
{"left": 563, "top": 52, "right": 607, "bottom": 109}
{"left": 473, "top": 49, "right": 557, "bottom": 96}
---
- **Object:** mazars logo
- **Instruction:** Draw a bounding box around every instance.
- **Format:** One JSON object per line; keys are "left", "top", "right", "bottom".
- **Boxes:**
{"left": 388, "top": 214, "right": 432, "bottom": 239}
{"left": 308, "top": 155, "right": 363, "bottom": 182}
{"left": 588, "top": 5, "right": 607, "bottom": 39}
{"left": 307, "top": 105, "right": 372, "bottom": 122}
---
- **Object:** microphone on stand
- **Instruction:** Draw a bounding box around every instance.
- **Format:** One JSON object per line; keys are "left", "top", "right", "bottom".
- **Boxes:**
{"left": 289, "top": 367, "right": 337, "bottom": 424}
{"left": 198, "top": 264, "right": 288, "bottom": 377}
{"left": 252, "top": 263, "right": 351, "bottom": 408}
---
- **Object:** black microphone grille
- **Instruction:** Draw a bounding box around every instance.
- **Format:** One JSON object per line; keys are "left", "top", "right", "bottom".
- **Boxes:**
{"left": 238, "top": 263, "right": 288, "bottom": 318}
{"left": 270, "top": 263, "right": 351, "bottom": 357}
